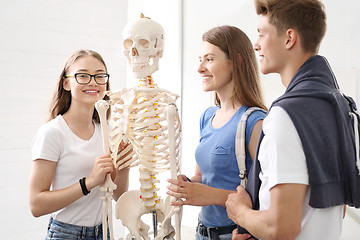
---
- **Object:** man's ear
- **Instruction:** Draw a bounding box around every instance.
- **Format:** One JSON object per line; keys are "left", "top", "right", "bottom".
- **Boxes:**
{"left": 63, "top": 77, "right": 71, "bottom": 91}
{"left": 285, "top": 29, "right": 297, "bottom": 50}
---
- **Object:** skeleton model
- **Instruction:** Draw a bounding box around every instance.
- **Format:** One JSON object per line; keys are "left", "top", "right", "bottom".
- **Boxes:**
{"left": 96, "top": 15, "right": 182, "bottom": 240}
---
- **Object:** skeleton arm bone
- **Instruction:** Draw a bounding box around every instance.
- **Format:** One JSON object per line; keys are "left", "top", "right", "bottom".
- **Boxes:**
{"left": 95, "top": 100, "right": 118, "bottom": 240}
{"left": 95, "top": 100, "right": 117, "bottom": 190}
{"left": 162, "top": 103, "right": 182, "bottom": 240}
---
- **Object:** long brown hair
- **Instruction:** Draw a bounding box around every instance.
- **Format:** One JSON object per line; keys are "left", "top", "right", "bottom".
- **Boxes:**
{"left": 254, "top": 0, "right": 326, "bottom": 53}
{"left": 202, "top": 25, "right": 267, "bottom": 110}
{"left": 49, "top": 49, "right": 110, "bottom": 123}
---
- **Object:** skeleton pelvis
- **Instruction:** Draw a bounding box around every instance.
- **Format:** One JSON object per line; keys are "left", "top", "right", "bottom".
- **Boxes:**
{"left": 115, "top": 190, "right": 172, "bottom": 239}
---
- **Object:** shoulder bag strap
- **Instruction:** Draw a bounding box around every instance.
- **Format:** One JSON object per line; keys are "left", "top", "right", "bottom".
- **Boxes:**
{"left": 235, "top": 107, "right": 266, "bottom": 187}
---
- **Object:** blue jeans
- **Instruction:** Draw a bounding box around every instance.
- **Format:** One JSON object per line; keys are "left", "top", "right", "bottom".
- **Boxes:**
{"left": 45, "top": 218, "right": 110, "bottom": 240}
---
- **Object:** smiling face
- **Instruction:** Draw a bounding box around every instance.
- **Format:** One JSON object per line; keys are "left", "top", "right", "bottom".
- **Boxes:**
{"left": 198, "top": 41, "right": 233, "bottom": 95}
{"left": 254, "top": 14, "right": 287, "bottom": 75}
{"left": 63, "top": 55, "right": 107, "bottom": 106}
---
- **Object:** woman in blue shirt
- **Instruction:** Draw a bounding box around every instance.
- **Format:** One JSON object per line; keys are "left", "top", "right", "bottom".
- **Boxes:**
{"left": 167, "top": 25, "right": 267, "bottom": 240}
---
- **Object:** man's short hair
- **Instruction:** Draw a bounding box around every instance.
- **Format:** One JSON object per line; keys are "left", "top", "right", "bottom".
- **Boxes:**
{"left": 254, "top": 0, "right": 327, "bottom": 53}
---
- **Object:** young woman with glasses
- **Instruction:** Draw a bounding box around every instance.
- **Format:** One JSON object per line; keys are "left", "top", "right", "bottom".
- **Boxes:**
{"left": 29, "top": 49, "right": 129, "bottom": 240}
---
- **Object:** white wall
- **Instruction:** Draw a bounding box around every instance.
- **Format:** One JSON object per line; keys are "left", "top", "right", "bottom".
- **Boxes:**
{"left": 181, "top": 0, "right": 360, "bottom": 238}
{"left": 0, "top": 0, "right": 127, "bottom": 239}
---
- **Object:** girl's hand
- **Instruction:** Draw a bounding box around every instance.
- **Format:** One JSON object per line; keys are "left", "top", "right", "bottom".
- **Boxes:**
{"left": 86, "top": 154, "right": 114, "bottom": 190}
{"left": 167, "top": 175, "right": 215, "bottom": 206}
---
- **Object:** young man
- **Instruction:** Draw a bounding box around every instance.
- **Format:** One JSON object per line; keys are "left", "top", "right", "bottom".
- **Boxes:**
{"left": 226, "top": 0, "right": 360, "bottom": 239}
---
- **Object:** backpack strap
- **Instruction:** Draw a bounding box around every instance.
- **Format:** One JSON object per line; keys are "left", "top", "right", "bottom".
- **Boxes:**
{"left": 235, "top": 107, "right": 266, "bottom": 187}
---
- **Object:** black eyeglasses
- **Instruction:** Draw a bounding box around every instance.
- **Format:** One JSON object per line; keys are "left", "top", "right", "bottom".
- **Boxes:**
{"left": 65, "top": 73, "right": 109, "bottom": 85}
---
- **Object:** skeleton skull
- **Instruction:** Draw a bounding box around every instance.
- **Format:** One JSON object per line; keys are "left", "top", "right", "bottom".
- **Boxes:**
{"left": 122, "top": 16, "right": 165, "bottom": 79}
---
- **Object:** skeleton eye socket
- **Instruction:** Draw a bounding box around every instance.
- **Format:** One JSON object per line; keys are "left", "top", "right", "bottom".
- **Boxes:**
{"left": 123, "top": 39, "right": 133, "bottom": 49}
{"left": 139, "top": 39, "right": 150, "bottom": 48}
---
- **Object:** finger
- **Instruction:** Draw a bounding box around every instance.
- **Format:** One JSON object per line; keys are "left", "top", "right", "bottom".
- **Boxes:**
{"left": 232, "top": 229, "right": 252, "bottom": 240}
{"left": 167, "top": 178, "right": 179, "bottom": 185}
{"left": 232, "top": 229, "right": 239, "bottom": 238}
{"left": 177, "top": 175, "right": 186, "bottom": 182}
{"left": 166, "top": 190, "right": 176, "bottom": 197}
{"left": 170, "top": 198, "right": 186, "bottom": 206}
{"left": 237, "top": 185, "right": 244, "bottom": 192}
{"left": 244, "top": 235, "right": 253, "bottom": 240}
{"left": 225, "top": 199, "right": 230, "bottom": 209}
{"left": 177, "top": 179, "right": 189, "bottom": 188}
{"left": 226, "top": 193, "right": 234, "bottom": 205}
{"left": 96, "top": 157, "right": 112, "bottom": 164}
{"left": 97, "top": 160, "right": 113, "bottom": 167}
{"left": 166, "top": 190, "right": 184, "bottom": 199}
{"left": 167, "top": 184, "right": 185, "bottom": 195}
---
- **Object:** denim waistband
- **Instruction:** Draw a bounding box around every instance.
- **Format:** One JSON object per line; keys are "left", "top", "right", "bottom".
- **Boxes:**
{"left": 48, "top": 217, "right": 103, "bottom": 238}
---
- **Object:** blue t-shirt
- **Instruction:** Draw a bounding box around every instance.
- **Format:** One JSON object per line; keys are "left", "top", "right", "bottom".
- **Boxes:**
{"left": 195, "top": 105, "right": 266, "bottom": 227}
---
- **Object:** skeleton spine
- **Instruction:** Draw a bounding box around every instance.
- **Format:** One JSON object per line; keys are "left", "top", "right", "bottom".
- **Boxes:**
{"left": 139, "top": 78, "right": 161, "bottom": 209}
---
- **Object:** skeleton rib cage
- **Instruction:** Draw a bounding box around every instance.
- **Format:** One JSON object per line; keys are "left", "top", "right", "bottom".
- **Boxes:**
{"left": 107, "top": 85, "right": 181, "bottom": 210}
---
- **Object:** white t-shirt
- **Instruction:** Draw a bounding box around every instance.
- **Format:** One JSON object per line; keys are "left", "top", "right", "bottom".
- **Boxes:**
{"left": 31, "top": 115, "right": 104, "bottom": 227}
{"left": 258, "top": 106, "right": 343, "bottom": 239}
